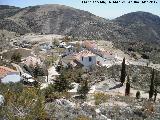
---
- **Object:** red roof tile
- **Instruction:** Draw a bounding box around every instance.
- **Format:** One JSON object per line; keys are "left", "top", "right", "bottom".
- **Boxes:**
{"left": 0, "top": 66, "right": 17, "bottom": 78}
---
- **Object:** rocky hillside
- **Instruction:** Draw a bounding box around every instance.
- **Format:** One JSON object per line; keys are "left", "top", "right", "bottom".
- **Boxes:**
{"left": 0, "top": 4, "right": 131, "bottom": 40}
{"left": 0, "top": 5, "right": 20, "bottom": 19}
{"left": 115, "top": 11, "right": 160, "bottom": 43}
{"left": 0, "top": 5, "right": 160, "bottom": 43}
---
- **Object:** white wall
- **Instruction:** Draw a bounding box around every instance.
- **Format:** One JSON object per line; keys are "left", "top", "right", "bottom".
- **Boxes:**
{"left": 79, "top": 55, "right": 96, "bottom": 68}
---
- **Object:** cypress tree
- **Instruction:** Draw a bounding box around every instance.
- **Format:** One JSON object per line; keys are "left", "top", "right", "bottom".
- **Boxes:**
{"left": 154, "top": 71, "right": 159, "bottom": 102}
{"left": 154, "top": 86, "right": 157, "bottom": 102}
{"left": 125, "top": 75, "right": 130, "bottom": 96}
{"left": 136, "top": 91, "right": 140, "bottom": 99}
{"left": 120, "top": 57, "right": 126, "bottom": 85}
{"left": 149, "top": 69, "right": 155, "bottom": 99}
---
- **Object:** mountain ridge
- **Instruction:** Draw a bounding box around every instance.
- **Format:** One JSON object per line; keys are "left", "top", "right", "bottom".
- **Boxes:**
{"left": 0, "top": 4, "right": 160, "bottom": 43}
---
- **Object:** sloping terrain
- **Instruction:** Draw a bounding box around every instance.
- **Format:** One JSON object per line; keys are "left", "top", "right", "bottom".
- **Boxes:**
{"left": 0, "top": 5, "right": 20, "bottom": 19}
{"left": 0, "top": 5, "right": 160, "bottom": 43}
{"left": 115, "top": 11, "right": 160, "bottom": 43}
{"left": 0, "top": 4, "right": 160, "bottom": 42}
{"left": 0, "top": 4, "right": 160, "bottom": 63}
{"left": 0, "top": 4, "right": 131, "bottom": 40}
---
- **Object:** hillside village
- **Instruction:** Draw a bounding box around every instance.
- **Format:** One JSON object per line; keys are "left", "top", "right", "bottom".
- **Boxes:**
{"left": 0, "top": 33, "right": 160, "bottom": 119}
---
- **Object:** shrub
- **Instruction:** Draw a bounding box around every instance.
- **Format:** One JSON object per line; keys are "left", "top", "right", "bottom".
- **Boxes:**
{"left": 136, "top": 91, "right": 141, "bottom": 99}
{"left": 11, "top": 52, "right": 21, "bottom": 62}
{"left": 76, "top": 115, "right": 91, "bottom": 120}
{"left": 94, "top": 92, "right": 110, "bottom": 105}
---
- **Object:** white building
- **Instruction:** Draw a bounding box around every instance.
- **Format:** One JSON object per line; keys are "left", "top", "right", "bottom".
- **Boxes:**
{"left": 61, "top": 50, "right": 96, "bottom": 70}
{"left": 0, "top": 66, "right": 20, "bottom": 83}
{"left": 74, "top": 50, "right": 96, "bottom": 70}
{"left": 63, "top": 45, "right": 76, "bottom": 56}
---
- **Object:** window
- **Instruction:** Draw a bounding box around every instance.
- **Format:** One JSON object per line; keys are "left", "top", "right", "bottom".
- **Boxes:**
{"left": 89, "top": 57, "right": 92, "bottom": 62}
{"left": 82, "top": 56, "right": 83, "bottom": 61}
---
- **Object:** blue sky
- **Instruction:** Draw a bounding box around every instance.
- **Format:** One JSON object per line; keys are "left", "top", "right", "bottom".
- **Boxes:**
{"left": 0, "top": 0, "right": 159, "bottom": 19}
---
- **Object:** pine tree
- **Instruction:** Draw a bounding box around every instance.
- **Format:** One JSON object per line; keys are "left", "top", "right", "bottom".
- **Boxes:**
{"left": 76, "top": 73, "right": 82, "bottom": 83}
{"left": 54, "top": 73, "right": 72, "bottom": 92}
{"left": 154, "top": 71, "right": 159, "bottom": 102}
{"left": 78, "top": 80, "right": 90, "bottom": 99}
{"left": 125, "top": 75, "right": 130, "bottom": 96}
{"left": 120, "top": 57, "right": 126, "bottom": 85}
{"left": 149, "top": 69, "right": 155, "bottom": 99}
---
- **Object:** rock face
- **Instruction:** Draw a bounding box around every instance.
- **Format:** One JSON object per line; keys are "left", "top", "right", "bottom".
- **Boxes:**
{"left": 0, "top": 5, "right": 160, "bottom": 43}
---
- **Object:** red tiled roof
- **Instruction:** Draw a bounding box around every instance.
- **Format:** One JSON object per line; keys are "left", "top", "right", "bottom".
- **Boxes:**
{"left": 73, "top": 50, "right": 95, "bottom": 61}
{"left": 82, "top": 40, "right": 97, "bottom": 49}
{"left": 0, "top": 66, "right": 17, "bottom": 78}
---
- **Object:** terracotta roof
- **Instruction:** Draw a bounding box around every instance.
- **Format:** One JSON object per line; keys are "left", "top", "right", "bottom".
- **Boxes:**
{"left": 73, "top": 50, "right": 95, "bottom": 61}
{"left": 82, "top": 40, "right": 97, "bottom": 49}
{"left": 0, "top": 66, "right": 17, "bottom": 78}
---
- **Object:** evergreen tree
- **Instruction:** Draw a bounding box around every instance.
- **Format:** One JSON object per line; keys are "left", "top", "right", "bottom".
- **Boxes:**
{"left": 76, "top": 73, "right": 82, "bottom": 83}
{"left": 33, "top": 63, "right": 39, "bottom": 78}
{"left": 78, "top": 80, "right": 90, "bottom": 99}
{"left": 120, "top": 58, "right": 126, "bottom": 85}
{"left": 154, "top": 71, "right": 159, "bottom": 102}
{"left": 154, "top": 86, "right": 157, "bottom": 102}
{"left": 136, "top": 91, "right": 140, "bottom": 99}
{"left": 11, "top": 52, "right": 22, "bottom": 62}
{"left": 125, "top": 75, "right": 130, "bottom": 96}
{"left": 149, "top": 69, "right": 155, "bottom": 99}
{"left": 54, "top": 73, "right": 72, "bottom": 92}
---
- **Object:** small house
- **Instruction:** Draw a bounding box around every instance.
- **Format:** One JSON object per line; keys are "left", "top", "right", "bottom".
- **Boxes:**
{"left": 21, "top": 73, "right": 38, "bottom": 86}
{"left": 0, "top": 66, "right": 20, "bottom": 83}
{"left": 63, "top": 45, "right": 76, "bottom": 56}
{"left": 74, "top": 50, "right": 96, "bottom": 69}
{"left": 82, "top": 40, "right": 98, "bottom": 52}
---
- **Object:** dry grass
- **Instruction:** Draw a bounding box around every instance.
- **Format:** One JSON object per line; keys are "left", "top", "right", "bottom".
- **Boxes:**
{"left": 76, "top": 115, "right": 91, "bottom": 120}
{"left": 94, "top": 92, "right": 110, "bottom": 105}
